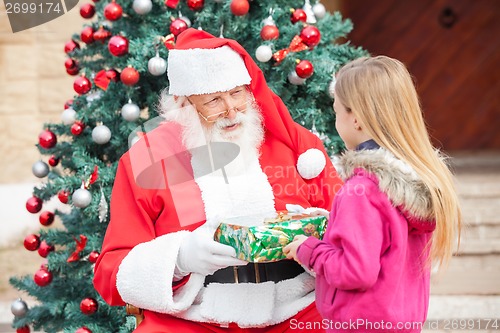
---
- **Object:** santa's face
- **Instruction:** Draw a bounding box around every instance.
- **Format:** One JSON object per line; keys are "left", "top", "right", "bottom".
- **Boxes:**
{"left": 187, "top": 86, "right": 263, "bottom": 147}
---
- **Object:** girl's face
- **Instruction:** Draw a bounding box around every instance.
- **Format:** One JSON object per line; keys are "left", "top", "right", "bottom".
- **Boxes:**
{"left": 333, "top": 91, "right": 362, "bottom": 150}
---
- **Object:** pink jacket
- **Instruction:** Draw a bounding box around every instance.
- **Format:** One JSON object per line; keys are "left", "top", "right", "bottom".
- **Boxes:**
{"left": 297, "top": 149, "right": 436, "bottom": 332}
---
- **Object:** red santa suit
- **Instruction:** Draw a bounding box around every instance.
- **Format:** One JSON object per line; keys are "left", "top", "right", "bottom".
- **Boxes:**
{"left": 93, "top": 29, "right": 343, "bottom": 332}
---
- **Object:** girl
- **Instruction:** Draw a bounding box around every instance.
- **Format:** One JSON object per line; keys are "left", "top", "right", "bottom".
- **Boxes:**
{"left": 283, "top": 56, "right": 461, "bottom": 332}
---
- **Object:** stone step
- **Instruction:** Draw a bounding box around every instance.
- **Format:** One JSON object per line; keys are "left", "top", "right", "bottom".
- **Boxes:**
{"left": 430, "top": 254, "right": 500, "bottom": 295}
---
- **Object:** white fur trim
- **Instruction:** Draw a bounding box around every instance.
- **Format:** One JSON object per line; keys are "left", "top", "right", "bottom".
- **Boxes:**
{"left": 297, "top": 148, "right": 327, "bottom": 179}
{"left": 176, "top": 272, "right": 316, "bottom": 327}
{"left": 116, "top": 231, "right": 205, "bottom": 314}
{"left": 168, "top": 46, "right": 251, "bottom": 96}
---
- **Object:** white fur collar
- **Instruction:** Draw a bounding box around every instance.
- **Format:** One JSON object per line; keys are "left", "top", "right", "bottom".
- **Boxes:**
{"left": 338, "top": 148, "right": 433, "bottom": 221}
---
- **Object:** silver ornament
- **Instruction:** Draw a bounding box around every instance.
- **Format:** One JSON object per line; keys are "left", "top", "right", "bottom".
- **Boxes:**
{"left": 32, "top": 160, "right": 50, "bottom": 178}
{"left": 72, "top": 188, "right": 92, "bottom": 208}
{"left": 303, "top": 0, "right": 317, "bottom": 24}
{"left": 179, "top": 13, "right": 191, "bottom": 27}
{"left": 61, "top": 107, "right": 77, "bottom": 125}
{"left": 121, "top": 101, "right": 141, "bottom": 122}
{"left": 312, "top": 2, "right": 326, "bottom": 19}
{"left": 98, "top": 188, "right": 109, "bottom": 223}
{"left": 328, "top": 75, "right": 336, "bottom": 98}
{"left": 255, "top": 45, "right": 273, "bottom": 63}
{"left": 148, "top": 54, "right": 167, "bottom": 76}
{"left": 132, "top": 0, "right": 152, "bottom": 15}
{"left": 288, "top": 71, "right": 306, "bottom": 85}
{"left": 262, "top": 16, "right": 275, "bottom": 27}
{"left": 11, "top": 298, "right": 28, "bottom": 317}
{"left": 92, "top": 125, "right": 111, "bottom": 145}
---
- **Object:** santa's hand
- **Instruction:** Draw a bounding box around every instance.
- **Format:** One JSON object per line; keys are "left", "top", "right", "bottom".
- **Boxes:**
{"left": 176, "top": 227, "right": 247, "bottom": 276}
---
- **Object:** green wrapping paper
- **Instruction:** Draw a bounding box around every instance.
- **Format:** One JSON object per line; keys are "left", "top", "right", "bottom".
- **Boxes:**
{"left": 214, "top": 215, "right": 328, "bottom": 262}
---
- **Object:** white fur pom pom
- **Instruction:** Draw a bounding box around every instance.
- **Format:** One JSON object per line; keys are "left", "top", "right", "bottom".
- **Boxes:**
{"left": 297, "top": 148, "right": 326, "bottom": 179}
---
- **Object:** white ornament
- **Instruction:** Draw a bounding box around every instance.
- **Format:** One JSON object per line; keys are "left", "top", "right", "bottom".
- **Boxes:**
{"left": 92, "top": 125, "right": 111, "bottom": 145}
{"left": 148, "top": 53, "right": 167, "bottom": 76}
{"left": 132, "top": 0, "right": 152, "bottom": 15}
{"left": 98, "top": 188, "right": 108, "bottom": 223}
{"left": 255, "top": 45, "right": 273, "bottom": 62}
{"left": 303, "top": 0, "right": 317, "bottom": 24}
{"left": 11, "top": 298, "right": 28, "bottom": 318}
{"left": 297, "top": 148, "right": 326, "bottom": 179}
{"left": 32, "top": 160, "right": 49, "bottom": 178}
{"left": 61, "top": 107, "right": 77, "bottom": 125}
{"left": 262, "top": 16, "right": 275, "bottom": 27}
{"left": 179, "top": 13, "right": 191, "bottom": 27}
{"left": 312, "top": 2, "right": 326, "bottom": 19}
{"left": 328, "top": 74, "right": 336, "bottom": 98}
{"left": 288, "top": 71, "right": 306, "bottom": 85}
{"left": 72, "top": 188, "right": 92, "bottom": 208}
{"left": 121, "top": 100, "right": 141, "bottom": 121}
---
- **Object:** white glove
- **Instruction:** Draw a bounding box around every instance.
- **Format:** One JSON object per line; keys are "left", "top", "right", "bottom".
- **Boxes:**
{"left": 286, "top": 204, "right": 329, "bottom": 217}
{"left": 176, "top": 227, "right": 247, "bottom": 277}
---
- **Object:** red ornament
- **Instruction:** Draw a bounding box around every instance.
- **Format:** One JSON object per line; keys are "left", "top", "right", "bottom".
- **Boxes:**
{"left": 187, "top": 0, "right": 203, "bottom": 11}
{"left": 104, "top": 1, "right": 122, "bottom": 21}
{"left": 164, "top": 0, "right": 179, "bottom": 8}
{"left": 120, "top": 66, "right": 140, "bottom": 86}
{"left": 295, "top": 60, "right": 314, "bottom": 78}
{"left": 24, "top": 234, "right": 40, "bottom": 251}
{"left": 38, "top": 241, "right": 55, "bottom": 258}
{"left": 300, "top": 26, "right": 321, "bottom": 48}
{"left": 64, "top": 58, "right": 77, "bottom": 70}
{"left": 64, "top": 99, "right": 73, "bottom": 109}
{"left": 38, "top": 129, "right": 57, "bottom": 149}
{"left": 80, "top": 3, "right": 95, "bottom": 18}
{"left": 71, "top": 121, "right": 86, "bottom": 136}
{"left": 26, "top": 196, "right": 43, "bottom": 214}
{"left": 230, "top": 0, "right": 249, "bottom": 16}
{"left": 291, "top": 8, "right": 307, "bottom": 24}
{"left": 76, "top": 327, "right": 92, "bottom": 333}
{"left": 80, "top": 298, "right": 98, "bottom": 315}
{"left": 34, "top": 268, "right": 53, "bottom": 287}
{"left": 16, "top": 327, "right": 30, "bottom": 333}
{"left": 39, "top": 211, "right": 55, "bottom": 226}
{"left": 64, "top": 40, "right": 80, "bottom": 54}
{"left": 170, "top": 18, "right": 188, "bottom": 37}
{"left": 108, "top": 35, "right": 129, "bottom": 56}
{"left": 88, "top": 250, "right": 100, "bottom": 263}
{"left": 66, "top": 67, "right": 79, "bottom": 76}
{"left": 260, "top": 25, "right": 279, "bottom": 40}
{"left": 58, "top": 190, "right": 70, "bottom": 204}
{"left": 80, "top": 26, "right": 95, "bottom": 44}
{"left": 48, "top": 155, "right": 60, "bottom": 167}
{"left": 74, "top": 76, "right": 92, "bottom": 95}
{"left": 93, "top": 26, "right": 111, "bottom": 42}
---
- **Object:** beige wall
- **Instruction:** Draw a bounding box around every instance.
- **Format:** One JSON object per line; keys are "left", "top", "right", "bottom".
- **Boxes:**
{"left": 0, "top": 4, "right": 84, "bottom": 183}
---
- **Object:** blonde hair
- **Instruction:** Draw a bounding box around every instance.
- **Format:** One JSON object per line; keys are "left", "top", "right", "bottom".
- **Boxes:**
{"left": 335, "top": 56, "right": 461, "bottom": 269}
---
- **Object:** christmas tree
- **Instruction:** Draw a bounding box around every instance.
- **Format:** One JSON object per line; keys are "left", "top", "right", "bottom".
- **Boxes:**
{"left": 9, "top": 0, "right": 366, "bottom": 332}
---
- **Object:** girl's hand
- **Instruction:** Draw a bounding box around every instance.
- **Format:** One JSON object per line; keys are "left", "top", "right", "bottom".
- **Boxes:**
{"left": 283, "top": 235, "right": 308, "bottom": 263}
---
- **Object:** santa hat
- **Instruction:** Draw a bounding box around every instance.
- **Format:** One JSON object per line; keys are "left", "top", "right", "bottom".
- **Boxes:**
{"left": 166, "top": 29, "right": 326, "bottom": 179}
{"left": 168, "top": 45, "right": 251, "bottom": 96}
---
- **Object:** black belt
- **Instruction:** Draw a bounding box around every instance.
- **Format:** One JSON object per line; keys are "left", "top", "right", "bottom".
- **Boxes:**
{"left": 204, "top": 260, "right": 305, "bottom": 286}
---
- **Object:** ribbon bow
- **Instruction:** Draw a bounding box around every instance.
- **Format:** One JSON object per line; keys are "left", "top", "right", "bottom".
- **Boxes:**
{"left": 67, "top": 235, "right": 88, "bottom": 262}
{"left": 272, "top": 35, "right": 309, "bottom": 64}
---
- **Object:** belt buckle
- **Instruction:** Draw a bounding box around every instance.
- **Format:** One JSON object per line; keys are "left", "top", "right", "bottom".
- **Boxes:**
{"left": 233, "top": 263, "right": 261, "bottom": 283}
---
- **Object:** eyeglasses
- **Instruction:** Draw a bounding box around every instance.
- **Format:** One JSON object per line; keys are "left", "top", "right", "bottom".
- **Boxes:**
{"left": 195, "top": 101, "right": 249, "bottom": 123}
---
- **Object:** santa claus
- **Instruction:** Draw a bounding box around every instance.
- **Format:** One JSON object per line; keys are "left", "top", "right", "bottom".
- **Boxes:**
{"left": 93, "top": 28, "right": 343, "bottom": 332}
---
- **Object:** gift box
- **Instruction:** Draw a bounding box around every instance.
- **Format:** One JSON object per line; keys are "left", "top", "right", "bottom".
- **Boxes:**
{"left": 214, "top": 213, "right": 328, "bottom": 262}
